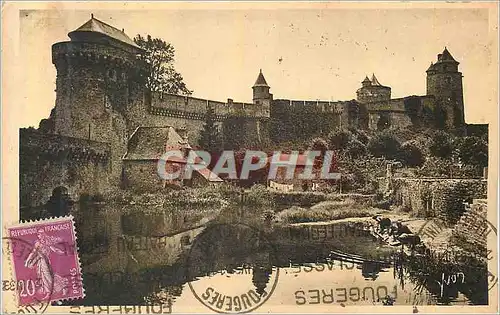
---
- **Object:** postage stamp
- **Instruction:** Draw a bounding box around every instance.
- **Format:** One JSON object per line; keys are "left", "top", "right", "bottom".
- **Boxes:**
{"left": 5, "top": 216, "right": 84, "bottom": 306}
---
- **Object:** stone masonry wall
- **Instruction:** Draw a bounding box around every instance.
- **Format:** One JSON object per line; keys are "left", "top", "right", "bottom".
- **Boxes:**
{"left": 122, "top": 161, "right": 160, "bottom": 193}
{"left": 451, "top": 199, "right": 489, "bottom": 258}
{"left": 390, "top": 178, "right": 487, "bottom": 222}
{"left": 20, "top": 129, "right": 111, "bottom": 207}
{"left": 150, "top": 93, "right": 269, "bottom": 119}
{"left": 269, "top": 99, "right": 351, "bottom": 143}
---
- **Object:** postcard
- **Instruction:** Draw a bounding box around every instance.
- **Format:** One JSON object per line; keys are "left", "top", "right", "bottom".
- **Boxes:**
{"left": 2, "top": 2, "right": 498, "bottom": 313}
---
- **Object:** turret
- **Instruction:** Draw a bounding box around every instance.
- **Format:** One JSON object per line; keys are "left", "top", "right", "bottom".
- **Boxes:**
{"left": 426, "top": 47, "right": 464, "bottom": 129}
{"left": 252, "top": 69, "right": 272, "bottom": 105}
{"left": 356, "top": 74, "right": 391, "bottom": 103}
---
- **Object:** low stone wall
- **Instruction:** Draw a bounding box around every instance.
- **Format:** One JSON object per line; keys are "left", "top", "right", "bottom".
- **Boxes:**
{"left": 390, "top": 178, "right": 486, "bottom": 223}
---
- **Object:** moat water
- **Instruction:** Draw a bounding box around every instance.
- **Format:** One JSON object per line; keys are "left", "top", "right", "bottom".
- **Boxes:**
{"left": 42, "top": 203, "right": 490, "bottom": 310}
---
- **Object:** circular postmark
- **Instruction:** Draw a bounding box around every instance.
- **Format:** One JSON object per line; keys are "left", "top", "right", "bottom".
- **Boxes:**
{"left": 2, "top": 236, "right": 54, "bottom": 314}
{"left": 416, "top": 214, "right": 498, "bottom": 292}
{"left": 185, "top": 222, "right": 279, "bottom": 313}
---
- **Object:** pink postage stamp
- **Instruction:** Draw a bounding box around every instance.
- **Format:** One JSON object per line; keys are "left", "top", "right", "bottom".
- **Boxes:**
{"left": 5, "top": 216, "right": 84, "bottom": 306}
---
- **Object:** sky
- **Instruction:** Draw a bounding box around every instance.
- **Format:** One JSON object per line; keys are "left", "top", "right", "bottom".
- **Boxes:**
{"left": 14, "top": 4, "right": 498, "bottom": 128}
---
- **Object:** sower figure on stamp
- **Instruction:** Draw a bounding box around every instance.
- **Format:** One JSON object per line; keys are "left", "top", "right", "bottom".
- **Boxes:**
{"left": 24, "top": 229, "right": 69, "bottom": 299}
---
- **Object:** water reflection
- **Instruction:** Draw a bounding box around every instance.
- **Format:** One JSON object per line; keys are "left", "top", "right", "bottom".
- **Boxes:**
{"left": 21, "top": 202, "right": 489, "bottom": 307}
{"left": 253, "top": 266, "right": 273, "bottom": 296}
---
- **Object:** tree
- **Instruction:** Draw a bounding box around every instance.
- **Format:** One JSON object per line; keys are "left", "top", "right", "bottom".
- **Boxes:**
{"left": 134, "top": 34, "right": 192, "bottom": 95}
{"left": 308, "top": 137, "right": 330, "bottom": 171}
{"left": 328, "top": 129, "right": 353, "bottom": 151}
{"left": 456, "top": 136, "right": 488, "bottom": 168}
{"left": 399, "top": 141, "right": 424, "bottom": 167}
{"left": 199, "top": 107, "right": 222, "bottom": 152}
{"left": 346, "top": 139, "right": 367, "bottom": 159}
{"left": 367, "top": 133, "right": 401, "bottom": 160}
{"left": 429, "top": 130, "right": 453, "bottom": 159}
{"left": 308, "top": 137, "right": 329, "bottom": 155}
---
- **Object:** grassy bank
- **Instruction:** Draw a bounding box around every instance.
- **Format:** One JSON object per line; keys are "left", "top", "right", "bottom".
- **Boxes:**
{"left": 274, "top": 199, "right": 382, "bottom": 224}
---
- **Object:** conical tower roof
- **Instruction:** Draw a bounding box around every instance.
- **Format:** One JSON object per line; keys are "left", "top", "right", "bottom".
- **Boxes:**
{"left": 253, "top": 69, "right": 269, "bottom": 87}
{"left": 437, "top": 47, "right": 459, "bottom": 64}
{"left": 371, "top": 73, "right": 382, "bottom": 86}
{"left": 362, "top": 76, "right": 371, "bottom": 83}
{"left": 68, "top": 14, "right": 141, "bottom": 49}
{"left": 440, "top": 47, "right": 457, "bottom": 62}
{"left": 426, "top": 62, "right": 434, "bottom": 72}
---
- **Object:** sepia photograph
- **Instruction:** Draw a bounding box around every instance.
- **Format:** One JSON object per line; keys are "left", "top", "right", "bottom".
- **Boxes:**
{"left": 1, "top": 2, "right": 498, "bottom": 314}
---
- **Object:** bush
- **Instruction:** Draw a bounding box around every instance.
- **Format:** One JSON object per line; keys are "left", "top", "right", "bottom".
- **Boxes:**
{"left": 339, "top": 173, "right": 361, "bottom": 192}
{"left": 456, "top": 136, "right": 488, "bottom": 168}
{"left": 399, "top": 141, "right": 425, "bottom": 167}
{"left": 374, "top": 200, "right": 391, "bottom": 210}
{"left": 416, "top": 156, "right": 453, "bottom": 177}
{"left": 429, "top": 130, "right": 453, "bottom": 159}
{"left": 352, "top": 130, "right": 370, "bottom": 145}
{"left": 274, "top": 200, "right": 375, "bottom": 224}
{"left": 336, "top": 155, "right": 387, "bottom": 193}
{"left": 346, "top": 139, "right": 367, "bottom": 158}
{"left": 434, "top": 181, "right": 475, "bottom": 224}
{"left": 246, "top": 185, "right": 275, "bottom": 207}
{"left": 308, "top": 137, "right": 329, "bottom": 154}
{"left": 272, "top": 191, "right": 327, "bottom": 206}
{"left": 367, "top": 133, "right": 401, "bottom": 160}
{"left": 328, "top": 129, "right": 353, "bottom": 150}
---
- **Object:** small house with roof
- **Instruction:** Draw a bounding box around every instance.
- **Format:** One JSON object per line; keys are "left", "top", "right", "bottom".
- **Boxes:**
{"left": 122, "top": 126, "right": 222, "bottom": 192}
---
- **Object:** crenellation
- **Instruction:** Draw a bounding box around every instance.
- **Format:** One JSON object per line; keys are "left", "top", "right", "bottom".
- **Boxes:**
{"left": 20, "top": 129, "right": 111, "bottom": 167}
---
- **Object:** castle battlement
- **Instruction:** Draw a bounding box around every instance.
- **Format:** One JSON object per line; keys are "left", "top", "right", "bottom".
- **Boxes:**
{"left": 148, "top": 92, "right": 270, "bottom": 121}
{"left": 52, "top": 41, "right": 143, "bottom": 65}
{"left": 20, "top": 129, "right": 110, "bottom": 164}
{"left": 273, "top": 99, "right": 356, "bottom": 114}
{"left": 364, "top": 95, "right": 435, "bottom": 113}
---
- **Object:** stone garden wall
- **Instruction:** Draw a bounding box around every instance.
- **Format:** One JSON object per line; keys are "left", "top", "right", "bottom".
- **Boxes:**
{"left": 391, "top": 178, "right": 487, "bottom": 223}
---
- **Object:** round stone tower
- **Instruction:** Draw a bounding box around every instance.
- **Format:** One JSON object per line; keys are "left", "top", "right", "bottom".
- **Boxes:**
{"left": 51, "top": 15, "right": 147, "bottom": 182}
{"left": 426, "top": 47, "right": 465, "bottom": 129}
{"left": 51, "top": 14, "right": 146, "bottom": 141}
{"left": 252, "top": 69, "right": 272, "bottom": 118}
{"left": 356, "top": 74, "right": 391, "bottom": 103}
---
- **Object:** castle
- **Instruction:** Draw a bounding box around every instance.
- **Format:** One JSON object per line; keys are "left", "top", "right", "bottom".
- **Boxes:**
{"left": 20, "top": 16, "right": 466, "bottom": 208}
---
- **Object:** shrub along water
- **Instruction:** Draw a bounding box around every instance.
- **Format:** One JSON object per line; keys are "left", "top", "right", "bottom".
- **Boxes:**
{"left": 274, "top": 199, "right": 379, "bottom": 224}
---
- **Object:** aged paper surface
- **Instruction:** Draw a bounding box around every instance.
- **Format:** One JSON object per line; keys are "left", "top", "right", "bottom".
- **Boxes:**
{"left": 2, "top": 1, "right": 499, "bottom": 314}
